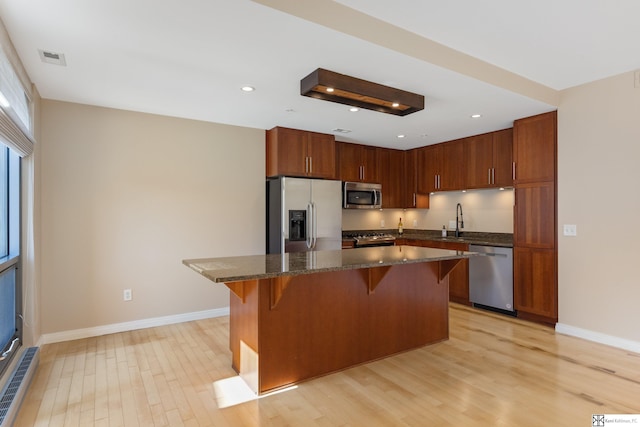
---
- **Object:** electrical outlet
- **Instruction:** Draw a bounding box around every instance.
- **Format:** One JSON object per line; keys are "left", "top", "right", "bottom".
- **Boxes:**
{"left": 412, "top": 219, "right": 418, "bottom": 227}
{"left": 563, "top": 224, "right": 577, "bottom": 236}
{"left": 380, "top": 219, "right": 385, "bottom": 228}
{"left": 123, "top": 289, "right": 132, "bottom": 301}
{"left": 448, "top": 220, "right": 456, "bottom": 230}
{"left": 635, "top": 70, "right": 640, "bottom": 88}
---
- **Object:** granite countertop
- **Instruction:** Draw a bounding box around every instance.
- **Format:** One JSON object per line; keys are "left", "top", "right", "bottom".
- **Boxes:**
{"left": 343, "top": 230, "right": 513, "bottom": 248}
{"left": 183, "top": 245, "right": 477, "bottom": 283}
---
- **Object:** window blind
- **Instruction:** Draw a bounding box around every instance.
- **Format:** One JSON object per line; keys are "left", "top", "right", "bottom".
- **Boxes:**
{"left": 0, "top": 46, "right": 33, "bottom": 157}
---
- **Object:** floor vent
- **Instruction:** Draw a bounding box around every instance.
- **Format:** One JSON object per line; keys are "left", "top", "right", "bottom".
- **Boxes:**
{"left": 0, "top": 347, "right": 39, "bottom": 427}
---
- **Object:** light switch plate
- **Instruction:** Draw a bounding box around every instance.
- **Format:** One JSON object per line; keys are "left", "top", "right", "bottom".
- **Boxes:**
{"left": 563, "top": 224, "right": 577, "bottom": 236}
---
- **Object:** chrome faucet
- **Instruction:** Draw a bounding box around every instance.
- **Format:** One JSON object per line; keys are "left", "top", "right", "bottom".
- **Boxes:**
{"left": 455, "top": 203, "right": 464, "bottom": 237}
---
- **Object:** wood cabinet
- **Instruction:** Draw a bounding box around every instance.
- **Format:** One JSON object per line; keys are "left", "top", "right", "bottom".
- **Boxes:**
{"left": 396, "top": 238, "right": 470, "bottom": 305}
{"left": 513, "top": 113, "right": 556, "bottom": 184}
{"left": 513, "top": 247, "right": 557, "bottom": 321}
{"left": 465, "top": 129, "right": 513, "bottom": 189}
{"left": 416, "top": 144, "right": 441, "bottom": 193}
{"left": 375, "top": 147, "right": 404, "bottom": 208}
{"left": 266, "top": 127, "right": 336, "bottom": 179}
{"left": 513, "top": 111, "right": 557, "bottom": 325}
{"left": 416, "top": 140, "right": 465, "bottom": 193}
{"left": 336, "top": 142, "right": 377, "bottom": 183}
{"left": 403, "top": 150, "right": 429, "bottom": 208}
{"left": 440, "top": 139, "right": 466, "bottom": 191}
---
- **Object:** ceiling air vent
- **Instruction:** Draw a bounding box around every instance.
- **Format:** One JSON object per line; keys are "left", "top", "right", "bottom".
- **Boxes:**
{"left": 332, "top": 128, "right": 352, "bottom": 134}
{"left": 38, "top": 49, "right": 66, "bottom": 66}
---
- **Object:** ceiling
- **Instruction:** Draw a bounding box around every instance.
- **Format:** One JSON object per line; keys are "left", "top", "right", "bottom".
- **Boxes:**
{"left": 0, "top": 0, "right": 638, "bottom": 149}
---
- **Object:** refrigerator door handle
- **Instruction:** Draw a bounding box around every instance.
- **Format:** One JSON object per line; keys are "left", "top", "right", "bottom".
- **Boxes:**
{"left": 306, "top": 202, "right": 313, "bottom": 249}
{"left": 312, "top": 202, "right": 318, "bottom": 249}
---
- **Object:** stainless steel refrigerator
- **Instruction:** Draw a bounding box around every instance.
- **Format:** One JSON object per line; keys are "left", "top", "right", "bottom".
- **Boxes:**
{"left": 267, "top": 176, "right": 342, "bottom": 254}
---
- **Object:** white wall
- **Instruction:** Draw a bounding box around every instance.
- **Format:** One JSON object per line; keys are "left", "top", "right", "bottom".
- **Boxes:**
{"left": 342, "top": 188, "right": 514, "bottom": 233}
{"left": 557, "top": 71, "right": 640, "bottom": 344}
{"left": 39, "top": 100, "right": 265, "bottom": 335}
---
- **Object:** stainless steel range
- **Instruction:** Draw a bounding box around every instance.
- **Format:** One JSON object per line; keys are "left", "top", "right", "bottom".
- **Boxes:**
{"left": 344, "top": 232, "right": 396, "bottom": 248}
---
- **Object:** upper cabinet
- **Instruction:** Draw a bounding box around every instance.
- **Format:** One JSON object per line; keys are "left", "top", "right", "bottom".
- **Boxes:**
{"left": 375, "top": 147, "right": 404, "bottom": 209}
{"left": 266, "top": 127, "right": 336, "bottom": 179}
{"left": 440, "top": 138, "right": 466, "bottom": 191}
{"left": 416, "top": 140, "right": 465, "bottom": 193}
{"left": 336, "top": 142, "right": 377, "bottom": 183}
{"left": 513, "top": 112, "right": 556, "bottom": 184}
{"left": 416, "top": 144, "right": 441, "bottom": 194}
{"left": 465, "top": 128, "right": 513, "bottom": 189}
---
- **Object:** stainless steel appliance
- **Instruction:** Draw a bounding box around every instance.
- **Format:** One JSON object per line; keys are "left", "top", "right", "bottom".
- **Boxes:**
{"left": 343, "top": 182, "right": 382, "bottom": 209}
{"left": 468, "top": 245, "right": 514, "bottom": 314}
{"left": 267, "top": 177, "right": 342, "bottom": 254}
{"left": 344, "top": 232, "right": 396, "bottom": 247}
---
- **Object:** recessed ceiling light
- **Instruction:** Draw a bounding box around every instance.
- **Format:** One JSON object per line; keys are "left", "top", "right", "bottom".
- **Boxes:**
{"left": 471, "top": 114, "right": 482, "bottom": 118}
{"left": 397, "top": 134, "right": 405, "bottom": 138}
{"left": 241, "top": 86, "right": 255, "bottom": 92}
{"left": 349, "top": 107, "right": 359, "bottom": 112}
{"left": 285, "top": 108, "right": 296, "bottom": 113}
{"left": 326, "top": 87, "right": 335, "bottom": 93}
{"left": 392, "top": 102, "right": 400, "bottom": 108}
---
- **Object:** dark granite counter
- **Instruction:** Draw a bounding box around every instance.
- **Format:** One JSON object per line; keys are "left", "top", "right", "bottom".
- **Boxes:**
{"left": 183, "top": 245, "right": 477, "bottom": 283}
{"left": 343, "top": 230, "right": 513, "bottom": 248}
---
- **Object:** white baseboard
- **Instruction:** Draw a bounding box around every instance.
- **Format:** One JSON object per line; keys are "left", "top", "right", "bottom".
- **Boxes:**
{"left": 555, "top": 323, "right": 640, "bottom": 354}
{"left": 37, "top": 307, "right": 230, "bottom": 346}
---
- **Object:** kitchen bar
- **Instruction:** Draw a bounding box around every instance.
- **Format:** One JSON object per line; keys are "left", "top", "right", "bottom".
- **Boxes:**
{"left": 183, "top": 245, "right": 477, "bottom": 394}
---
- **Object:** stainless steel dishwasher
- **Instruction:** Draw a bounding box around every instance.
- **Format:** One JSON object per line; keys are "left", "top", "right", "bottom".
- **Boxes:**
{"left": 468, "top": 245, "right": 514, "bottom": 314}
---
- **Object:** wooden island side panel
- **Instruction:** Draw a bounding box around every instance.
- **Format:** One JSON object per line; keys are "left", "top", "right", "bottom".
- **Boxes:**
{"left": 229, "top": 261, "right": 451, "bottom": 394}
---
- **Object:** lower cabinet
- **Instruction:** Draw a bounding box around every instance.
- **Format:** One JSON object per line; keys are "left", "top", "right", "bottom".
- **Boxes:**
{"left": 513, "top": 247, "right": 557, "bottom": 323}
{"left": 397, "top": 238, "right": 470, "bottom": 305}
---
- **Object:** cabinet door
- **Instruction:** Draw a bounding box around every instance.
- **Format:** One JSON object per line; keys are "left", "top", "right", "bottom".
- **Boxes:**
{"left": 266, "top": 127, "right": 308, "bottom": 177}
{"left": 465, "top": 133, "right": 494, "bottom": 189}
{"left": 440, "top": 139, "right": 466, "bottom": 191}
{"left": 492, "top": 128, "right": 513, "bottom": 187}
{"left": 416, "top": 145, "right": 440, "bottom": 193}
{"left": 337, "top": 143, "right": 375, "bottom": 182}
{"left": 336, "top": 142, "right": 361, "bottom": 182}
{"left": 307, "top": 132, "right": 336, "bottom": 179}
{"left": 403, "top": 150, "right": 426, "bottom": 208}
{"left": 514, "top": 181, "right": 556, "bottom": 249}
{"left": 514, "top": 111, "right": 556, "bottom": 183}
{"left": 361, "top": 146, "right": 377, "bottom": 183}
{"left": 513, "top": 247, "right": 557, "bottom": 320}
{"left": 376, "top": 147, "right": 403, "bottom": 208}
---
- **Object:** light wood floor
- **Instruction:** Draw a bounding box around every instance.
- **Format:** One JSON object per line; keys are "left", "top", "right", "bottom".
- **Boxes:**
{"left": 15, "top": 303, "right": 640, "bottom": 426}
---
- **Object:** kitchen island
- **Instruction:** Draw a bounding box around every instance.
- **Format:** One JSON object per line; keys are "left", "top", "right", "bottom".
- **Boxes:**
{"left": 183, "top": 245, "right": 476, "bottom": 394}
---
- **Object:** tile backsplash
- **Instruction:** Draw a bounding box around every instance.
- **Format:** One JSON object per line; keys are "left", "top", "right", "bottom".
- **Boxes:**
{"left": 342, "top": 188, "right": 514, "bottom": 233}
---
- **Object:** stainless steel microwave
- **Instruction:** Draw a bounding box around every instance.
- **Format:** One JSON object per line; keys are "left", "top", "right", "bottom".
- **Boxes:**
{"left": 343, "top": 182, "right": 382, "bottom": 209}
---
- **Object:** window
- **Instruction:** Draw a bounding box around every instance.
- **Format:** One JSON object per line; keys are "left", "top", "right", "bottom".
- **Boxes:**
{"left": 0, "top": 144, "right": 20, "bottom": 377}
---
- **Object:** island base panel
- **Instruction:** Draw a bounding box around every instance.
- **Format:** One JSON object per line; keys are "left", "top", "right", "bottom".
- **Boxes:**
{"left": 229, "top": 261, "right": 450, "bottom": 394}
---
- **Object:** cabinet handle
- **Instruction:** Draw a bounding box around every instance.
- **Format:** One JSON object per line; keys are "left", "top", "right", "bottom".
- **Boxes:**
{"left": 488, "top": 169, "right": 492, "bottom": 185}
{"left": 305, "top": 157, "right": 309, "bottom": 174}
{"left": 438, "top": 174, "right": 441, "bottom": 189}
{"left": 492, "top": 168, "right": 495, "bottom": 184}
{"left": 309, "top": 157, "right": 313, "bottom": 174}
{"left": 512, "top": 162, "right": 516, "bottom": 180}
{"left": 413, "top": 193, "right": 416, "bottom": 207}
{"left": 434, "top": 175, "right": 438, "bottom": 189}
{"left": 361, "top": 165, "right": 364, "bottom": 181}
